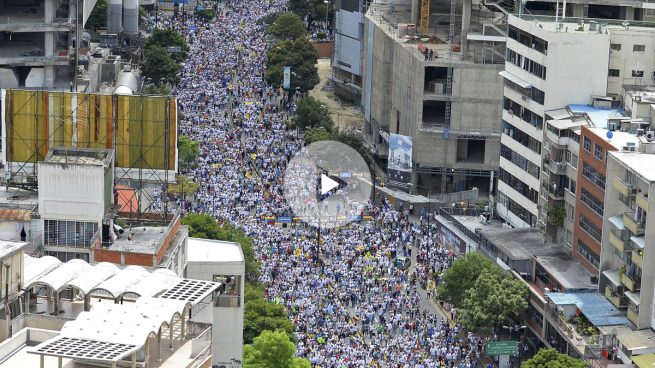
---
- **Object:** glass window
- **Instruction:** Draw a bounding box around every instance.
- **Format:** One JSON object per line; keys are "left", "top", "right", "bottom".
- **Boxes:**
{"left": 582, "top": 162, "right": 606, "bottom": 190}
{"left": 579, "top": 214, "right": 602, "bottom": 242}
{"left": 610, "top": 44, "right": 622, "bottom": 51}
{"left": 633, "top": 44, "right": 646, "bottom": 52}
{"left": 594, "top": 143, "right": 604, "bottom": 160}
{"left": 608, "top": 69, "right": 620, "bottom": 77}
{"left": 581, "top": 188, "right": 604, "bottom": 216}
{"left": 583, "top": 136, "right": 592, "bottom": 151}
{"left": 577, "top": 239, "right": 600, "bottom": 268}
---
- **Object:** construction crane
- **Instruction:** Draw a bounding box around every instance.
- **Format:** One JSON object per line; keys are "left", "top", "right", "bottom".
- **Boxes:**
{"left": 420, "top": 0, "right": 430, "bottom": 34}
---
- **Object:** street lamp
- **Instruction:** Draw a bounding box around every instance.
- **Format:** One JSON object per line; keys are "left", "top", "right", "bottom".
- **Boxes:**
{"left": 324, "top": 0, "right": 329, "bottom": 31}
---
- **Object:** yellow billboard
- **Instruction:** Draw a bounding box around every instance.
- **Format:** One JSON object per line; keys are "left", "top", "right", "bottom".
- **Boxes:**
{"left": 1, "top": 89, "right": 177, "bottom": 171}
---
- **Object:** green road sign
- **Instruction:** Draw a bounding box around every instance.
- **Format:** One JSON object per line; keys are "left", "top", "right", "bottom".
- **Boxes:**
{"left": 486, "top": 341, "right": 518, "bottom": 356}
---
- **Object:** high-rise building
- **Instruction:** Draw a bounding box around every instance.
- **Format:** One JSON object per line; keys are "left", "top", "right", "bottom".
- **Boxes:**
{"left": 498, "top": 12, "right": 655, "bottom": 228}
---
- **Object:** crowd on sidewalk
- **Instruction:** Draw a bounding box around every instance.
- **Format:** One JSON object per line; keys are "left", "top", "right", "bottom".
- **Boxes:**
{"left": 151, "top": 0, "right": 494, "bottom": 366}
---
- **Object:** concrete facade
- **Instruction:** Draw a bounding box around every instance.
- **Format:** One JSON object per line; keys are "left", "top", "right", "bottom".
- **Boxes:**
{"left": 362, "top": 10, "right": 503, "bottom": 195}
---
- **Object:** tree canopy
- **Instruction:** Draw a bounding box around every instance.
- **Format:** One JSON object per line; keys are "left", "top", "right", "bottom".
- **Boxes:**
{"left": 438, "top": 252, "right": 496, "bottom": 307}
{"left": 181, "top": 213, "right": 221, "bottom": 239}
{"left": 144, "top": 28, "right": 189, "bottom": 63}
{"left": 142, "top": 84, "right": 172, "bottom": 95}
{"left": 304, "top": 126, "right": 332, "bottom": 144}
{"left": 86, "top": 0, "right": 107, "bottom": 30}
{"left": 265, "top": 38, "right": 319, "bottom": 93}
{"left": 178, "top": 136, "right": 200, "bottom": 171}
{"left": 243, "top": 285, "right": 295, "bottom": 344}
{"left": 287, "top": 0, "right": 329, "bottom": 25}
{"left": 266, "top": 12, "right": 307, "bottom": 40}
{"left": 168, "top": 175, "right": 200, "bottom": 198}
{"left": 243, "top": 330, "right": 310, "bottom": 368}
{"left": 521, "top": 348, "right": 587, "bottom": 368}
{"left": 459, "top": 268, "right": 529, "bottom": 331}
{"left": 141, "top": 45, "right": 180, "bottom": 86}
{"left": 291, "top": 96, "right": 333, "bottom": 132}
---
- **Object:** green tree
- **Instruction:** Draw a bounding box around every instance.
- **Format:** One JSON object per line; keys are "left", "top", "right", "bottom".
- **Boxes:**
{"left": 141, "top": 45, "right": 180, "bottom": 86}
{"left": 169, "top": 175, "right": 200, "bottom": 197}
{"left": 86, "top": 0, "right": 107, "bottom": 30}
{"left": 333, "top": 129, "right": 372, "bottom": 168}
{"left": 178, "top": 136, "right": 200, "bottom": 171}
{"left": 459, "top": 269, "right": 529, "bottom": 331}
{"left": 143, "top": 84, "right": 172, "bottom": 95}
{"left": 265, "top": 38, "right": 319, "bottom": 93}
{"left": 267, "top": 12, "right": 307, "bottom": 40}
{"left": 195, "top": 9, "right": 216, "bottom": 21}
{"left": 145, "top": 28, "right": 189, "bottom": 62}
{"left": 287, "top": 0, "right": 329, "bottom": 26}
{"left": 257, "top": 11, "right": 284, "bottom": 26}
{"left": 304, "top": 126, "right": 332, "bottom": 144}
{"left": 438, "top": 252, "right": 496, "bottom": 307}
{"left": 521, "top": 348, "right": 587, "bottom": 368}
{"left": 243, "top": 285, "right": 295, "bottom": 344}
{"left": 181, "top": 213, "right": 221, "bottom": 239}
{"left": 291, "top": 97, "right": 333, "bottom": 131}
{"left": 243, "top": 330, "right": 310, "bottom": 368}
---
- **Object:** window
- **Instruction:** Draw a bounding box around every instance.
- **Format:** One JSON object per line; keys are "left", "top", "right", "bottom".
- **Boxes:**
{"left": 503, "top": 97, "right": 544, "bottom": 129}
{"left": 608, "top": 69, "right": 620, "bottom": 77}
{"left": 499, "top": 168, "right": 539, "bottom": 204}
{"left": 44, "top": 220, "right": 98, "bottom": 248}
{"left": 582, "top": 162, "right": 606, "bottom": 190}
{"left": 632, "top": 69, "right": 645, "bottom": 78}
{"left": 566, "top": 203, "right": 574, "bottom": 221}
{"left": 565, "top": 151, "right": 579, "bottom": 168}
{"left": 633, "top": 44, "right": 646, "bottom": 52}
{"left": 508, "top": 26, "right": 548, "bottom": 54}
{"left": 610, "top": 43, "right": 622, "bottom": 51}
{"left": 502, "top": 121, "right": 542, "bottom": 155}
{"left": 506, "top": 48, "right": 547, "bottom": 80}
{"left": 577, "top": 240, "right": 600, "bottom": 268}
{"left": 581, "top": 188, "right": 604, "bottom": 216}
{"left": 594, "top": 143, "right": 604, "bottom": 160}
{"left": 503, "top": 77, "right": 546, "bottom": 105}
{"left": 579, "top": 214, "right": 602, "bottom": 242}
{"left": 583, "top": 136, "right": 592, "bottom": 151}
{"left": 500, "top": 144, "right": 540, "bottom": 179}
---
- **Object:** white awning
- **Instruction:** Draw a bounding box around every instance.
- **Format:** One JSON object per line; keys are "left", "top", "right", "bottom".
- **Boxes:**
{"left": 625, "top": 290, "right": 641, "bottom": 306}
{"left": 467, "top": 34, "right": 507, "bottom": 42}
{"left": 499, "top": 71, "right": 532, "bottom": 89}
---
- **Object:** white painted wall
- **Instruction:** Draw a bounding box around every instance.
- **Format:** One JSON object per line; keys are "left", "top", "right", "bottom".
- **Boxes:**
{"left": 37, "top": 163, "right": 105, "bottom": 222}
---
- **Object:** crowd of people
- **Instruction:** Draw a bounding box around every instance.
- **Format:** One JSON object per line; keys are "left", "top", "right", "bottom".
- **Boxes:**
{"left": 159, "top": 0, "right": 492, "bottom": 366}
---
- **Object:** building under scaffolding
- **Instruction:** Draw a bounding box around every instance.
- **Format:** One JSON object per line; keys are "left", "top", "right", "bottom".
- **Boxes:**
{"left": 1, "top": 89, "right": 178, "bottom": 224}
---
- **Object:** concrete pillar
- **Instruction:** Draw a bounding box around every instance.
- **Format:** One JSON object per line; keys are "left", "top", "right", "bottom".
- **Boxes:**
{"left": 132, "top": 352, "right": 136, "bottom": 368}
{"left": 145, "top": 337, "right": 150, "bottom": 368}
{"left": 24, "top": 292, "right": 29, "bottom": 314}
{"left": 181, "top": 314, "right": 185, "bottom": 339}
{"left": 53, "top": 291, "right": 59, "bottom": 316}
{"left": 44, "top": 0, "right": 54, "bottom": 23}
{"left": 157, "top": 328, "right": 161, "bottom": 360}
{"left": 169, "top": 323, "right": 173, "bottom": 349}
{"left": 58, "top": 356, "right": 62, "bottom": 368}
{"left": 83, "top": 295, "right": 89, "bottom": 311}
{"left": 625, "top": 7, "right": 635, "bottom": 20}
{"left": 411, "top": 0, "right": 420, "bottom": 26}
{"left": 460, "top": 0, "right": 472, "bottom": 60}
{"left": 40, "top": 355, "right": 44, "bottom": 368}
{"left": 571, "top": 4, "right": 584, "bottom": 17}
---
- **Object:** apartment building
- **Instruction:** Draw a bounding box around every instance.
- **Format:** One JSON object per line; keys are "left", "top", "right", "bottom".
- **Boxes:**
{"left": 498, "top": 12, "right": 655, "bottom": 228}
{"left": 600, "top": 141, "right": 655, "bottom": 330}
{"left": 332, "top": 0, "right": 365, "bottom": 104}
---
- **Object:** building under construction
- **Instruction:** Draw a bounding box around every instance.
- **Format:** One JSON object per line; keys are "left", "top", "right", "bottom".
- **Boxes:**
{"left": 361, "top": 0, "right": 655, "bottom": 198}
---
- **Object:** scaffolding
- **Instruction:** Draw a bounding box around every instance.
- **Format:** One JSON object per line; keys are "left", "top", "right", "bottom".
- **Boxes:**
{"left": 1, "top": 89, "right": 177, "bottom": 223}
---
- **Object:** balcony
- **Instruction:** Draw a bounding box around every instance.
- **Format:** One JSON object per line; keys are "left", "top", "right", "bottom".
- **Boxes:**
{"left": 549, "top": 160, "right": 567, "bottom": 175}
{"left": 632, "top": 251, "right": 644, "bottom": 269}
{"left": 628, "top": 308, "right": 639, "bottom": 326}
{"left": 613, "top": 176, "right": 636, "bottom": 197}
{"left": 623, "top": 212, "right": 645, "bottom": 236}
{"left": 604, "top": 286, "right": 622, "bottom": 309}
{"left": 609, "top": 231, "right": 625, "bottom": 252}
{"left": 637, "top": 193, "right": 649, "bottom": 211}
{"left": 543, "top": 183, "right": 565, "bottom": 200}
{"left": 621, "top": 272, "right": 641, "bottom": 292}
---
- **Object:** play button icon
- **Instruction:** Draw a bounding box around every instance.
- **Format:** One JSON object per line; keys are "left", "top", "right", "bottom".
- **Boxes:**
{"left": 320, "top": 174, "right": 340, "bottom": 196}
{"left": 283, "top": 140, "right": 372, "bottom": 229}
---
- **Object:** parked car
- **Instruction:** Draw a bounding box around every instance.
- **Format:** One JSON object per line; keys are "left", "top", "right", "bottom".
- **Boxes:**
{"left": 395, "top": 256, "right": 411, "bottom": 270}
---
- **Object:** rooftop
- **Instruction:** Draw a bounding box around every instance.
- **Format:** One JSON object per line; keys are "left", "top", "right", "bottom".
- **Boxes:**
{"left": 545, "top": 292, "right": 630, "bottom": 327}
{"left": 187, "top": 237, "right": 244, "bottom": 263}
{"left": 535, "top": 253, "right": 595, "bottom": 290}
{"left": 568, "top": 104, "right": 627, "bottom": 129}
{"left": 610, "top": 150, "right": 655, "bottom": 182}
{"left": 586, "top": 127, "right": 641, "bottom": 150}
{"left": 0, "top": 240, "right": 27, "bottom": 259}
{"left": 513, "top": 14, "right": 655, "bottom": 35}
{"left": 480, "top": 228, "right": 560, "bottom": 261}
{"left": 42, "top": 148, "right": 114, "bottom": 168}
{"left": 0, "top": 186, "right": 38, "bottom": 208}
{"left": 112, "top": 225, "right": 169, "bottom": 254}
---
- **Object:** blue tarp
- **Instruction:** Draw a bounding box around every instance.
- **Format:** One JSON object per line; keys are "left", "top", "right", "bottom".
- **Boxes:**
{"left": 545, "top": 292, "right": 630, "bottom": 326}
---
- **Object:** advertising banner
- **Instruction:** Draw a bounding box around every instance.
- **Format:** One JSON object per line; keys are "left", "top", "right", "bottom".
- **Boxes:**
{"left": 387, "top": 133, "right": 413, "bottom": 192}
{"left": 283, "top": 66, "right": 291, "bottom": 89}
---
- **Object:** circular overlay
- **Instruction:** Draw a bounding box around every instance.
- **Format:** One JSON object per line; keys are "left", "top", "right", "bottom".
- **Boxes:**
{"left": 283, "top": 140, "right": 372, "bottom": 229}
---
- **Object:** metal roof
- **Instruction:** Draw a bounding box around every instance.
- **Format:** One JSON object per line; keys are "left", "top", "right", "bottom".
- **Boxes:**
{"left": 546, "top": 292, "right": 630, "bottom": 326}
{"left": 0, "top": 208, "right": 30, "bottom": 222}
{"left": 34, "top": 259, "right": 91, "bottom": 292}
{"left": 30, "top": 336, "right": 140, "bottom": 363}
{"left": 24, "top": 255, "right": 61, "bottom": 287}
{"left": 159, "top": 278, "right": 220, "bottom": 304}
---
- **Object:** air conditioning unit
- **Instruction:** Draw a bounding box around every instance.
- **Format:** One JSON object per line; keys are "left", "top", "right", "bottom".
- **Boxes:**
{"left": 637, "top": 128, "right": 645, "bottom": 136}
{"left": 622, "top": 146, "right": 630, "bottom": 152}
{"left": 629, "top": 146, "right": 636, "bottom": 151}
{"left": 629, "top": 187, "right": 638, "bottom": 194}
{"left": 646, "top": 131, "right": 655, "bottom": 142}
